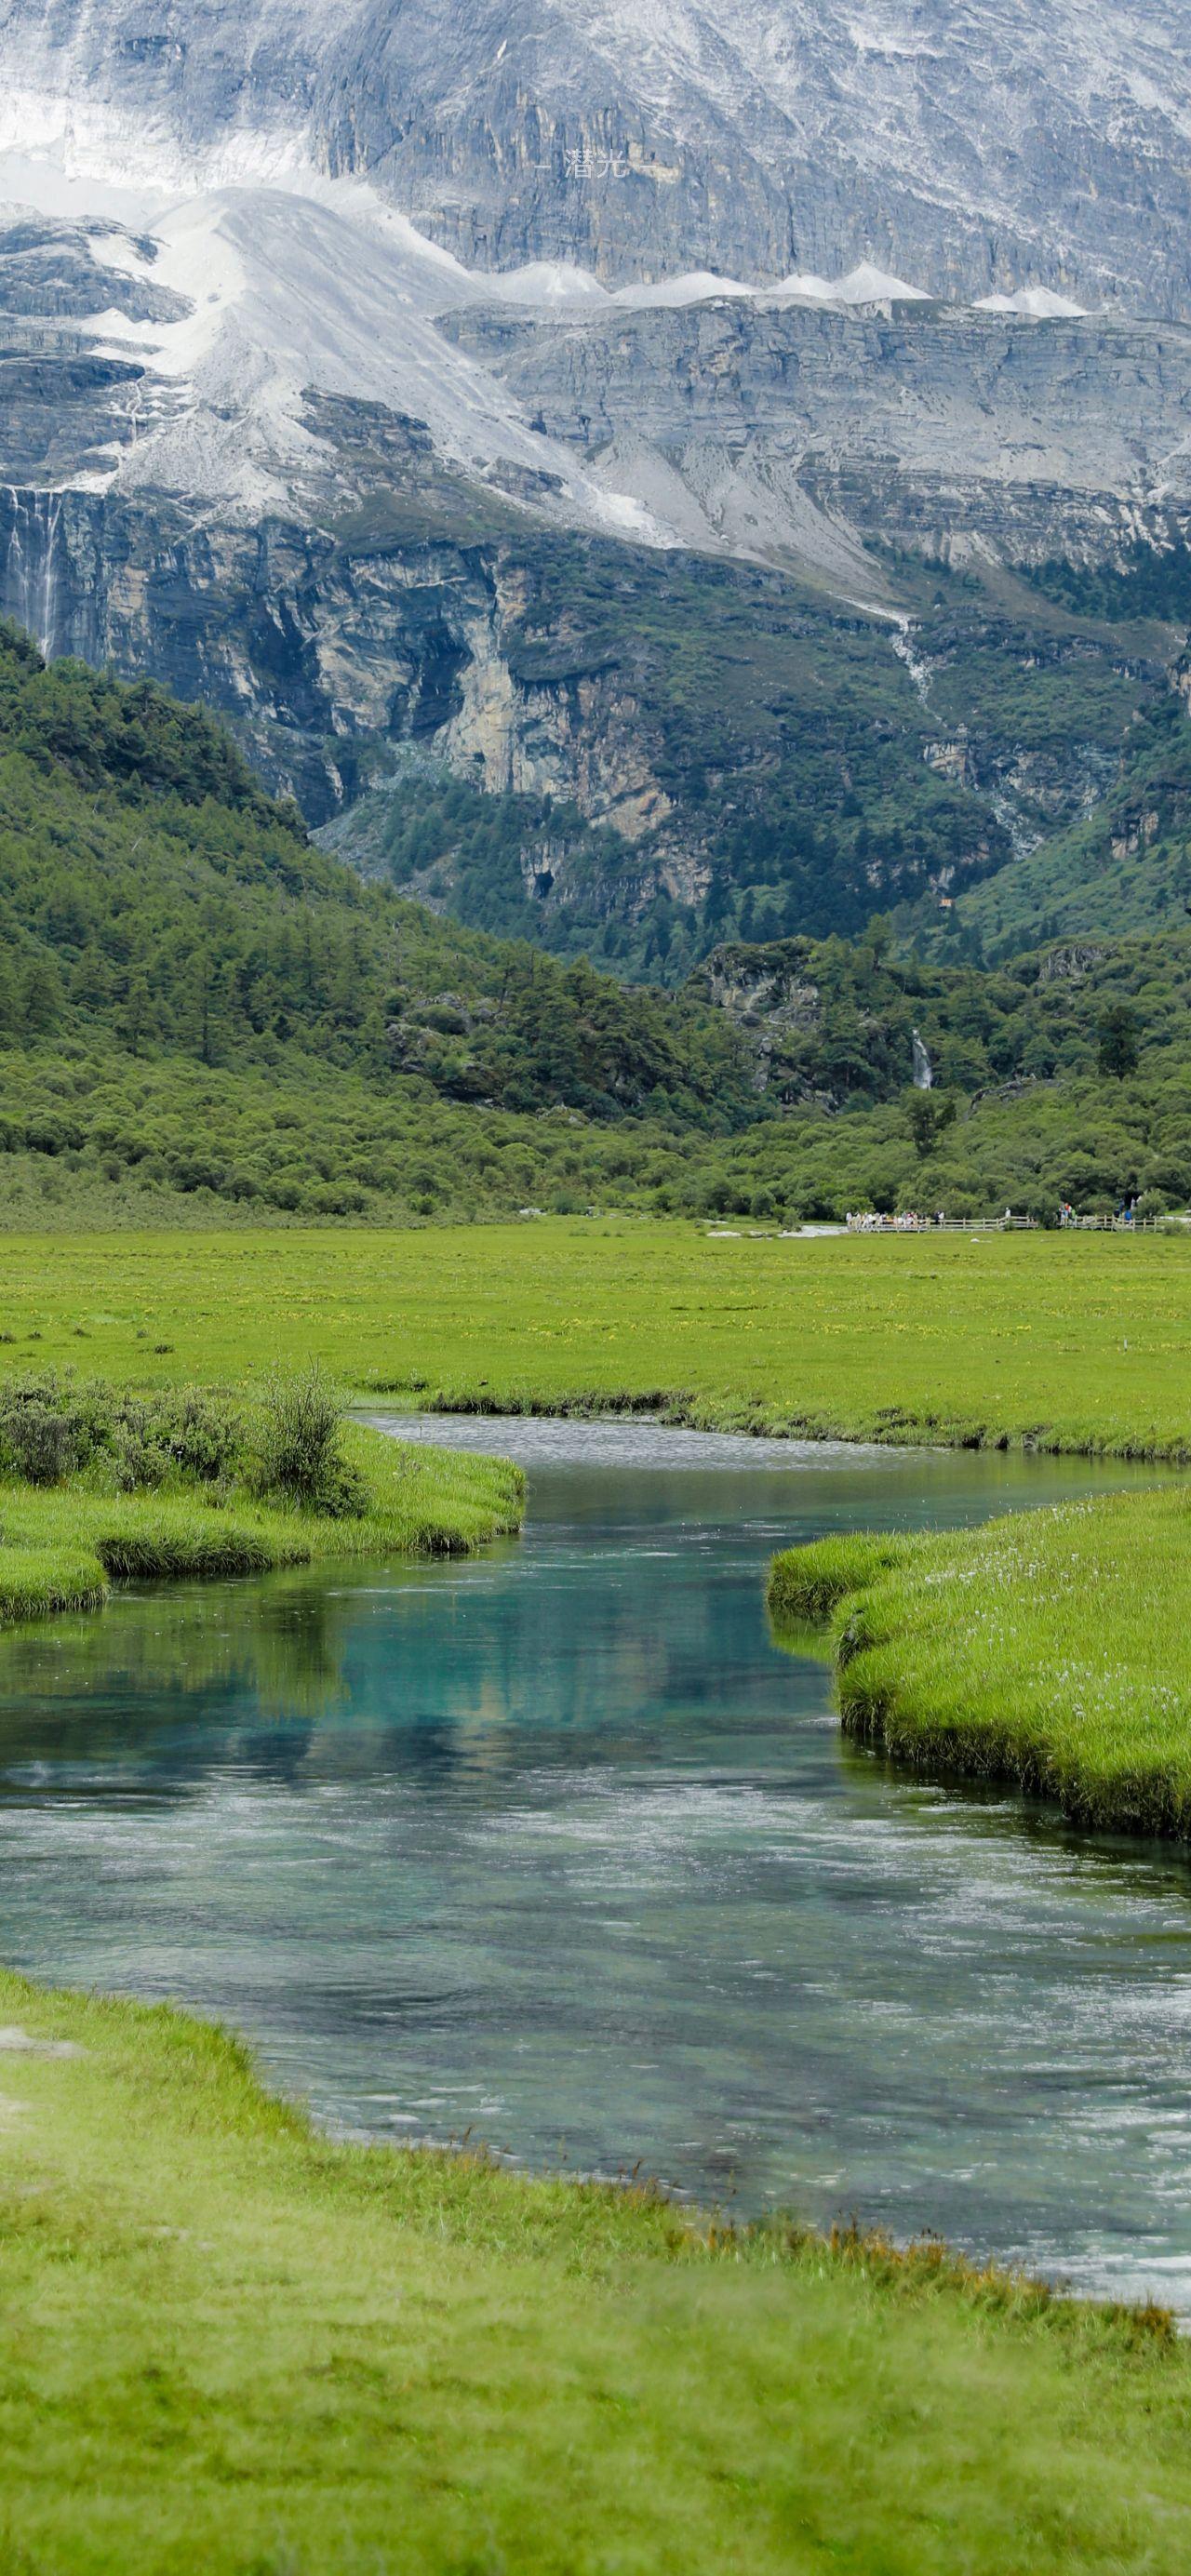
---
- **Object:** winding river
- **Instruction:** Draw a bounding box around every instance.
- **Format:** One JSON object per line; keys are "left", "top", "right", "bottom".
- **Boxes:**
{"left": 0, "top": 1416, "right": 1185, "bottom": 2309}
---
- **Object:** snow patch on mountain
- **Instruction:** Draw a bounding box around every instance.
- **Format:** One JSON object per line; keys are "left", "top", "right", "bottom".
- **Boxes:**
{"left": 0, "top": 140, "right": 680, "bottom": 545}
{"left": 614, "top": 270, "right": 756, "bottom": 306}
{"left": 775, "top": 263, "right": 930, "bottom": 305}
{"left": 976, "top": 287, "right": 1090, "bottom": 319}
{"left": 488, "top": 261, "right": 612, "bottom": 305}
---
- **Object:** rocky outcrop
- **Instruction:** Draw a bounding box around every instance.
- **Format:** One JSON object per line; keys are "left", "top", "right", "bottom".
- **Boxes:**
{"left": 0, "top": 482, "right": 689, "bottom": 834}
{"left": 443, "top": 296, "right": 1191, "bottom": 561}
{"left": 1036, "top": 944, "right": 1107, "bottom": 984}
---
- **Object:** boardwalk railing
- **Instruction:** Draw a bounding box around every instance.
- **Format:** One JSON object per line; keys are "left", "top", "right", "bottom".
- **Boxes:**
{"left": 846, "top": 1212, "right": 1184, "bottom": 1235}
{"left": 845, "top": 1214, "right": 1036, "bottom": 1235}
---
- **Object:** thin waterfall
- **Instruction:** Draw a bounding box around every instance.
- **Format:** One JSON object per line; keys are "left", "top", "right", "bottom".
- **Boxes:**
{"left": 38, "top": 491, "right": 64, "bottom": 661}
{"left": 911, "top": 1028, "right": 933, "bottom": 1090}
{"left": 2, "top": 487, "right": 66, "bottom": 660}
{"left": 5, "top": 489, "right": 26, "bottom": 635}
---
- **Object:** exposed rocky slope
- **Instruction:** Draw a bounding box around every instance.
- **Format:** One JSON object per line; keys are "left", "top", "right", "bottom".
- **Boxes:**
{"left": 443, "top": 296, "right": 1191, "bottom": 570}
{"left": 2, "top": 10, "right": 1191, "bottom": 965}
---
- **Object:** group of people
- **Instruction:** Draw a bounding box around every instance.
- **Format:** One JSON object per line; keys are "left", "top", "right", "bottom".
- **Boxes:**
{"left": 848, "top": 1200, "right": 1143, "bottom": 1232}
{"left": 845, "top": 1209, "right": 951, "bottom": 1233}
{"left": 1058, "top": 1199, "right": 1138, "bottom": 1228}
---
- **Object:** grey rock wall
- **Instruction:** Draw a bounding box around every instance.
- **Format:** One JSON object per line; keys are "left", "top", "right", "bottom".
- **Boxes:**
{"left": 6, "top": 0, "right": 1191, "bottom": 314}
{"left": 443, "top": 296, "right": 1191, "bottom": 558}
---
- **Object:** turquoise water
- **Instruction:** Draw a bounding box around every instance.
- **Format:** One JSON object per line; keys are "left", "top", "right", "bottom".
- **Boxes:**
{"left": 0, "top": 1417, "right": 1185, "bottom": 2308}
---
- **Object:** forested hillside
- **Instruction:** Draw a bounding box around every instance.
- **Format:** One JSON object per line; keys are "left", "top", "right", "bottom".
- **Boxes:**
{"left": 0, "top": 625, "right": 1187, "bottom": 1231}
{"left": 957, "top": 699, "right": 1191, "bottom": 954}
{"left": 0, "top": 628, "right": 755, "bottom": 1128}
{"left": 697, "top": 922, "right": 1191, "bottom": 1112}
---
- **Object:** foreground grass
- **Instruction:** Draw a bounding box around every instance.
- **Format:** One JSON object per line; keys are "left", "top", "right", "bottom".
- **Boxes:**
{"left": 0, "top": 1423, "right": 523, "bottom": 1630}
{"left": 769, "top": 1486, "right": 1191, "bottom": 1835}
{"left": 0, "top": 1972, "right": 1186, "bottom": 2574}
{"left": 1, "top": 1222, "right": 1190, "bottom": 1454}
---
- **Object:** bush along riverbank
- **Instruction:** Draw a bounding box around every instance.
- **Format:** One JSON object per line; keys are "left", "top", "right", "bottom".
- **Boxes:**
{"left": 0, "top": 1366, "right": 523, "bottom": 1632}
{"left": 769, "top": 1488, "right": 1191, "bottom": 1836}
{"left": 0, "top": 1969, "right": 1186, "bottom": 2575}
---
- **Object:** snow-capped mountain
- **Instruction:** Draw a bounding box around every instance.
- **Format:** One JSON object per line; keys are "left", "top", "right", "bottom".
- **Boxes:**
{"left": 3, "top": 0, "right": 1191, "bottom": 312}
{"left": 3, "top": 0, "right": 1191, "bottom": 890}
{"left": 5, "top": 0, "right": 1191, "bottom": 560}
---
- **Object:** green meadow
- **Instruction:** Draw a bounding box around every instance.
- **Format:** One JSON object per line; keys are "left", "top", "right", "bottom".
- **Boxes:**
{"left": 769, "top": 1486, "right": 1191, "bottom": 1835}
{"left": 0, "top": 1971, "right": 1187, "bottom": 2576}
{"left": 0, "top": 1222, "right": 1186, "bottom": 2569}
{"left": 0, "top": 1221, "right": 1188, "bottom": 1454}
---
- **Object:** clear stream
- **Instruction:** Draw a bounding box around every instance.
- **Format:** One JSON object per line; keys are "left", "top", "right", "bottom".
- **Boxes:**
{"left": 0, "top": 1417, "right": 1186, "bottom": 2310}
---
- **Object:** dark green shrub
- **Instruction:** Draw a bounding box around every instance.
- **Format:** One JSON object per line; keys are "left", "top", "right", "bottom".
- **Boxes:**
{"left": 0, "top": 1370, "right": 245, "bottom": 1493}
{"left": 149, "top": 1388, "right": 244, "bottom": 1484}
{"left": 0, "top": 1395, "right": 78, "bottom": 1485}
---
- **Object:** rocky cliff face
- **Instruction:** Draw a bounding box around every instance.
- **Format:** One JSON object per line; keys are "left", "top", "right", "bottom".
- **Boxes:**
{"left": 443, "top": 293, "right": 1191, "bottom": 567}
{"left": 3, "top": 1, "right": 1191, "bottom": 966}
{"left": 6, "top": 0, "right": 1191, "bottom": 314}
{"left": 0, "top": 478, "right": 696, "bottom": 834}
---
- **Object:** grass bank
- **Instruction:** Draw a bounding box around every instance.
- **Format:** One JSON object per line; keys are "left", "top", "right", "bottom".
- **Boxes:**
{"left": 769, "top": 1487, "right": 1191, "bottom": 1836}
{"left": 0, "top": 1222, "right": 1189, "bottom": 1456}
{"left": 0, "top": 1421, "right": 523, "bottom": 1635}
{"left": 0, "top": 1970, "right": 1187, "bottom": 2574}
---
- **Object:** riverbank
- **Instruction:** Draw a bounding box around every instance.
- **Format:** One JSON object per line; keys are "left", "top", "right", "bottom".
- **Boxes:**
{"left": 1, "top": 1223, "right": 1190, "bottom": 1458}
{"left": 0, "top": 1421, "right": 523, "bottom": 1635}
{"left": 0, "top": 1968, "right": 1186, "bottom": 2574}
{"left": 769, "top": 1487, "right": 1191, "bottom": 1836}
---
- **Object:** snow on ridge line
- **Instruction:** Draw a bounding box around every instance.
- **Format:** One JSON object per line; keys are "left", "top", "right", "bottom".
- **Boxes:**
{"left": 775, "top": 262, "right": 930, "bottom": 304}
{"left": 613, "top": 270, "right": 756, "bottom": 307}
{"left": 487, "top": 260, "right": 611, "bottom": 305}
{"left": 482, "top": 258, "right": 1101, "bottom": 322}
{"left": 488, "top": 261, "right": 932, "bottom": 310}
{"left": 975, "top": 287, "right": 1089, "bottom": 318}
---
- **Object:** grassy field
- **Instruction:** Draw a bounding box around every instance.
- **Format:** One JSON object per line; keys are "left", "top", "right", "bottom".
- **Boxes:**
{"left": 0, "top": 1421, "right": 523, "bottom": 1634}
{"left": 0, "top": 1970, "right": 1187, "bottom": 2575}
{"left": 0, "top": 1220, "right": 1188, "bottom": 2564}
{"left": 769, "top": 1486, "right": 1191, "bottom": 1835}
{"left": 0, "top": 1221, "right": 1189, "bottom": 1454}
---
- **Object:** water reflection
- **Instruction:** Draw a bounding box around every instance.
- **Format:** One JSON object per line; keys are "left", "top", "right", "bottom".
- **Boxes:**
{"left": 0, "top": 1419, "right": 1184, "bottom": 2309}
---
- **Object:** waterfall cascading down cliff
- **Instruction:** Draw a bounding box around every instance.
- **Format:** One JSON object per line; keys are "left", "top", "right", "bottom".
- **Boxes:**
{"left": 2, "top": 488, "right": 66, "bottom": 661}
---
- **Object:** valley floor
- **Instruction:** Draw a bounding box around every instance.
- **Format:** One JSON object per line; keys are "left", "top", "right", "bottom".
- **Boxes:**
{"left": 0, "top": 1221, "right": 1187, "bottom": 1457}
{"left": 0, "top": 1221, "right": 1188, "bottom": 2563}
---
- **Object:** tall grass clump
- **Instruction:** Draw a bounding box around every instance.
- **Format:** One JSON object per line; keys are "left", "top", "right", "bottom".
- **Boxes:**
{"left": 769, "top": 1487, "right": 1191, "bottom": 1837}
{"left": 248, "top": 1361, "right": 368, "bottom": 1515}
